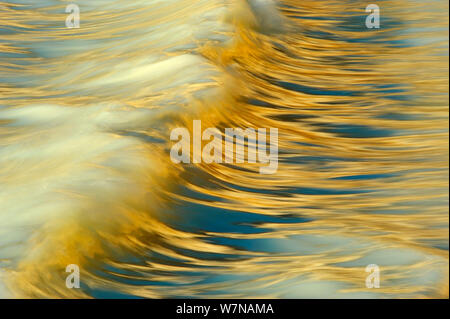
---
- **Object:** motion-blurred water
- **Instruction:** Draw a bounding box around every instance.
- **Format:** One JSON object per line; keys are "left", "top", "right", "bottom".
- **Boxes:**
{"left": 0, "top": 0, "right": 448, "bottom": 298}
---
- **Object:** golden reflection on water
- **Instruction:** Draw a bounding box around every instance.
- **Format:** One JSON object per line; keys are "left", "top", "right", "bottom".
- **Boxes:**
{"left": 0, "top": 0, "right": 448, "bottom": 298}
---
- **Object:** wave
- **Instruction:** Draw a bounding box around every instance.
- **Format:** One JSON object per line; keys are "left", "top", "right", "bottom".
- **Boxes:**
{"left": 0, "top": 0, "right": 448, "bottom": 298}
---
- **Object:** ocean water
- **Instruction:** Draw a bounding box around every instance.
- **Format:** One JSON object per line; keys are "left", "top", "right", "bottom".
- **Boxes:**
{"left": 0, "top": 0, "right": 448, "bottom": 298}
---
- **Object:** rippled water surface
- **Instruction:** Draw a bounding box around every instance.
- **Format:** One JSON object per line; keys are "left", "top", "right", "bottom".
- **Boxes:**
{"left": 0, "top": 0, "right": 448, "bottom": 298}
